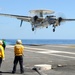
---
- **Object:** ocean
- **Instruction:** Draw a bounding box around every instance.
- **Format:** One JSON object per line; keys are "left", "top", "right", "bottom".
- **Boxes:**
{"left": 4, "top": 39, "right": 75, "bottom": 45}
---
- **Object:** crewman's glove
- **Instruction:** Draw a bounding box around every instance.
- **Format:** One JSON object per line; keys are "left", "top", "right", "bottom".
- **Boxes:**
{"left": 3, "top": 58, "right": 5, "bottom": 61}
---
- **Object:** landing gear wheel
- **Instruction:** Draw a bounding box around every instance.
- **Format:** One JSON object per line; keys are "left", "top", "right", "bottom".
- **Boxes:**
{"left": 46, "top": 26, "right": 48, "bottom": 28}
{"left": 32, "top": 28, "right": 34, "bottom": 31}
{"left": 53, "top": 29, "right": 55, "bottom": 32}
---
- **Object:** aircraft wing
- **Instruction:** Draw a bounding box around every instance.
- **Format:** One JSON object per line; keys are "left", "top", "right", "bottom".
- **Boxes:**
{"left": 62, "top": 19, "right": 75, "bottom": 22}
{"left": 0, "top": 13, "right": 32, "bottom": 22}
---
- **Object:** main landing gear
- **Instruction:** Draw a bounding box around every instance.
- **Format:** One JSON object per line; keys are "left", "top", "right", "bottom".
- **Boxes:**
{"left": 31, "top": 24, "right": 35, "bottom": 31}
{"left": 53, "top": 25, "right": 55, "bottom": 32}
{"left": 32, "top": 28, "right": 34, "bottom": 31}
{"left": 53, "top": 28, "right": 55, "bottom": 32}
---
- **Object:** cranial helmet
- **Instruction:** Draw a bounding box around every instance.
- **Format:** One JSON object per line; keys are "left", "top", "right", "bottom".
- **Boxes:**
{"left": 16, "top": 40, "right": 22, "bottom": 44}
{"left": 0, "top": 40, "right": 3, "bottom": 45}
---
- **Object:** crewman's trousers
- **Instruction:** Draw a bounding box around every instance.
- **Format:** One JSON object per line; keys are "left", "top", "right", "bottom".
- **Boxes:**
{"left": 12, "top": 56, "right": 24, "bottom": 73}
{"left": 0, "top": 58, "right": 2, "bottom": 67}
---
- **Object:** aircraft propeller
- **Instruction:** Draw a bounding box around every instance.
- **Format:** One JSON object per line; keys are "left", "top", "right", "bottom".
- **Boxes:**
{"left": 58, "top": 17, "right": 63, "bottom": 25}
{"left": 56, "top": 12, "right": 66, "bottom": 25}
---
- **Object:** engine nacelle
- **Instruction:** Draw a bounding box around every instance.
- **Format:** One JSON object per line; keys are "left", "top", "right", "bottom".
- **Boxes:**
{"left": 31, "top": 15, "right": 38, "bottom": 23}
{"left": 58, "top": 17, "right": 63, "bottom": 25}
{"left": 34, "top": 15, "right": 38, "bottom": 21}
{"left": 55, "top": 17, "right": 63, "bottom": 26}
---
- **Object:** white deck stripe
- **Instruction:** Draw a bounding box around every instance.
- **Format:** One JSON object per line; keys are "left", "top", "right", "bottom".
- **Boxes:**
{"left": 7, "top": 45, "right": 75, "bottom": 59}
{"left": 25, "top": 47, "right": 75, "bottom": 55}
{"left": 27, "top": 50, "right": 75, "bottom": 59}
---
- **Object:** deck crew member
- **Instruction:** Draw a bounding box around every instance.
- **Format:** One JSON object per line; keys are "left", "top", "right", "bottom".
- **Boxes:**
{"left": 2, "top": 39, "right": 6, "bottom": 51}
{"left": 12, "top": 40, "right": 24, "bottom": 74}
{"left": 0, "top": 40, "right": 5, "bottom": 69}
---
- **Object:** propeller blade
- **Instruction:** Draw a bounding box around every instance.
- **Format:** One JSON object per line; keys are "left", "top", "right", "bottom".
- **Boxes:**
{"left": 58, "top": 17, "right": 63, "bottom": 23}
{"left": 20, "top": 20, "right": 23, "bottom": 27}
{"left": 56, "top": 12, "right": 66, "bottom": 25}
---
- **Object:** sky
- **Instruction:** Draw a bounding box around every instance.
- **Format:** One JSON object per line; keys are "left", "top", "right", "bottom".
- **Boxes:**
{"left": 0, "top": 0, "right": 75, "bottom": 39}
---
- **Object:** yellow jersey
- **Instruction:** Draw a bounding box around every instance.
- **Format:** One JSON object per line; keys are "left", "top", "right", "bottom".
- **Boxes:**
{"left": 14, "top": 44, "right": 24, "bottom": 56}
{"left": 0, "top": 45, "right": 5, "bottom": 59}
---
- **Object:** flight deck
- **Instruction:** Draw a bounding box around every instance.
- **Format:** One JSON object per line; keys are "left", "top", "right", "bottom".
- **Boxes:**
{"left": 1, "top": 44, "right": 75, "bottom": 75}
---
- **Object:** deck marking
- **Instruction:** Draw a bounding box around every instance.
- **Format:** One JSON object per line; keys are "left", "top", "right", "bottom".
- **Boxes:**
{"left": 7, "top": 45, "right": 75, "bottom": 59}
